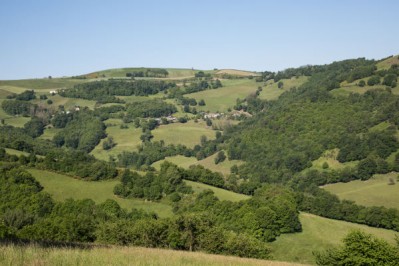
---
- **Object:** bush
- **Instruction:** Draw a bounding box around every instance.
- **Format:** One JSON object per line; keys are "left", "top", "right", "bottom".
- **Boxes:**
{"left": 367, "top": 75, "right": 381, "bottom": 86}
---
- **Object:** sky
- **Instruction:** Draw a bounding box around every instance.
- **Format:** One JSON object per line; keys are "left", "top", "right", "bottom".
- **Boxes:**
{"left": 0, "top": 0, "right": 398, "bottom": 79}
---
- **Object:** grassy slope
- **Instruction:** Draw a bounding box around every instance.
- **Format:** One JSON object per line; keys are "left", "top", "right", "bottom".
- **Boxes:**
{"left": 185, "top": 180, "right": 249, "bottom": 202}
{"left": 322, "top": 172, "right": 399, "bottom": 209}
{"left": 0, "top": 78, "right": 86, "bottom": 91}
{"left": 86, "top": 68, "right": 202, "bottom": 79}
{"left": 152, "top": 120, "right": 216, "bottom": 148}
{"left": 91, "top": 119, "right": 142, "bottom": 161}
{"left": 28, "top": 169, "right": 173, "bottom": 218}
{"left": 270, "top": 212, "right": 398, "bottom": 265}
{"left": 0, "top": 245, "right": 302, "bottom": 266}
{"left": 152, "top": 154, "right": 243, "bottom": 177}
{"left": 152, "top": 155, "right": 199, "bottom": 170}
{"left": 376, "top": 55, "right": 399, "bottom": 70}
{"left": 304, "top": 149, "right": 358, "bottom": 173}
{"left": 187, "top": 79, "right": 260, "bottom": 112}
{"left": 258, "top": 76, "right": 308, "bottom": 100}
{"left": 215, "top": 69, "right": 259, "bottom": 77}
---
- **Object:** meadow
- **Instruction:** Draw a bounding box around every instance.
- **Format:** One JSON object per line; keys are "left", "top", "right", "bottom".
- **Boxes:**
{"left": 258, "top": 76, "right": 308, "bottom": 100}
{"left": 152, "top": 153, "right": 243, "bottom": 177}
{"left": 184, "top": 180, "right": 249, "bottom": 202}
{"left": 322, "top": 172, "right": 399, "bottom": 209}
{"left": 27, "top": 169, "right": 173, "bottom": 218}
{"left": 151, "top": 120, "right": 216, "bottom": 148}
{"left": 187, "top": 79, "right": 260, "bottom": 112}
{"left": 0, "top": 244, "right": 301, "bottom": 266}
{"left": 0, "top": 78, "right": 86, "bottom": 91}
{"left": 90, "top": 119, "right": 142, "bottom": 161}
{"left": 270, "top": 212, "right": 399, "bottom": 265}
{"left": 303, "top": 148, "right": 358, "bottom": 173}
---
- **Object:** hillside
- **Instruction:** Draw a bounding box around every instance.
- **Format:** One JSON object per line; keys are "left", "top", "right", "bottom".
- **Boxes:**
{"left": 0, "top": 245, "right": 303, "bottom": 266}
{"left": 1, "top": 54, "right": 399, "bottom": 264}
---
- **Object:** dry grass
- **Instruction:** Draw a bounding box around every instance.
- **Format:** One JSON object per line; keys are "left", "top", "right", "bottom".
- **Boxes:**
{"left": 376, "top": 55, "right": 399, "bottom": 70}
{"left": 0, "top": 244, "right": 305, "bottom": 266}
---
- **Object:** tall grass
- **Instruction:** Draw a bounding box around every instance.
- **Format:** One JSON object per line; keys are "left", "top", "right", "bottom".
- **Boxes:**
{"left": 0, "top": 244, "right": 303, "bottom": 266}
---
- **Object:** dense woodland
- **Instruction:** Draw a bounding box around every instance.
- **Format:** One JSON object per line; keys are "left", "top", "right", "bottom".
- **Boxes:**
{"left": 1, "top": 56, "right": 399, "bottom": 263}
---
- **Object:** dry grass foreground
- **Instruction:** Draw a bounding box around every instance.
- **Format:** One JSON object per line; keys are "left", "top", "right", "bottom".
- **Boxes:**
{"left": 0, "top": 244, "right": 307, "bottom": 266}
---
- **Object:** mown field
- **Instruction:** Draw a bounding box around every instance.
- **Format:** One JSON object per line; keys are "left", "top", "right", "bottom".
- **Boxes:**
{"left": 152, "top": 120, "right": 216, "bottom": 148}
{"left": 27, "top": 169, "right": 173, "bottom": 218}
{"left": 322, "top": 172, "right": 399, "bottom": 209}
{"left": 0, "top": 245, "right": 301, "bottom": 266}
{"left": 270, "top": 212, "right": 399, "bottom": 265}
{"left": 187, "top": 79, "right": 260, "bottom": 112}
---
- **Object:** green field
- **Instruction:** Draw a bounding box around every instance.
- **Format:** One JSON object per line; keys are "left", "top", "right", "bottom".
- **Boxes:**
{"left": 152, "top": 120, "right": 216, "bottom": 148}
{"left": 28, "top": 169, "right": 173, "bottom": 218}
{"left": 152, "top": 153, "right": 243, "bottom": 177}
{"left": 4, "top": 148, "right": 30, "bottom": 157}
{"left": 185, "top": 180, "right": 249, "bottom": 202}
{"left": 0, "top": 78, "right": 86, "bottom": 91}
{"left": 91, "top": 119, "right": 142, "bottom": 161}
{"left": 39, "top": 126, "right": 62, "bottom": 140}
{"left": 304, "top": 149, "right": 358, "bottom": 172}
{"left": 85, "top": 68, "right": 204, "bottom": 79}
{"left": 322, "top": 172, "right": 399, "bottom": 209}
{"left": 0, "top": 245, "right": 299, "bottom": 266}
{"left": 258, "top": 76, "right": 308, "bottom": 100}
{"left": 195, "top": 152, "right": 243, "bottom": 176}
{"left": 3, "top": 116, "right": 30, "bottom": 127}
{"left": 47, "top": 94, "right": 98, "bottom": 110}
{"left": 187, "top": 79, "right": 260, "bottom": 112}
{"left": 270, "top": 212, "right": 398, "bottom": 265}
{"left": 152, "top": 155, "right": 199, "bottom": 170}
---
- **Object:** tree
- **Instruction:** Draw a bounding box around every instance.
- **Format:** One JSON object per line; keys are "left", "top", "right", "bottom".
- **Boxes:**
{"left": 278, "top": 81, "right": 284, "bottom": 89}
{"left": 103, "top": 137, "right": 116, "bottom": 150}
{"left": 214, "top": 151, "right": 226, "bottom": 164}
{"left": 367, "top": 75, "right": 381, "bottom": 86}
{"left": 358, "top": 80, "right": 366, "bottom": 87}
{"left": 314, "top": 230, "right": 399, "bottom": 265}
{"left": 198, "top": 99, "right": 206, "bottom": 106}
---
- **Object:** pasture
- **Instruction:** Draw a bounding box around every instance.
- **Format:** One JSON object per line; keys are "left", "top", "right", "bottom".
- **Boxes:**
{"left": 151, "top": 120, "right": 216, "bottom": 148}
{"left": 187, "top": 79, "right": 260, "bottom": 112}
{"left": 0, "top": 78, "right": 86, "bottom": 91}
{"left": 304, "top": 149, "right": 358, "bottom": 172}
{"left": 258, "top": 76, "right": 308, "bottom": 100}
{"left": 28, "top": 169, "right": 173, "bottom": 218}
{"left": 270, "top": 212, "right": 399, "bottom": 265}
{"left": 185, "top": 180, "right": 249, "bottom": 202}
{"left": 91, "top": 119, "right": 143, "bottom": 161}
{"left": 0, "top": 245, "right": 300, "bottom": 266}
{"left": 322, "top": 172, "right": 399, "bottom": 209}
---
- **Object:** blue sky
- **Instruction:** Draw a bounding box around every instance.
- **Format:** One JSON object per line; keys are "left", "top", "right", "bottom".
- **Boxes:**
{"left": 0, "top": 0, "right": 398, "bottom": 79}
